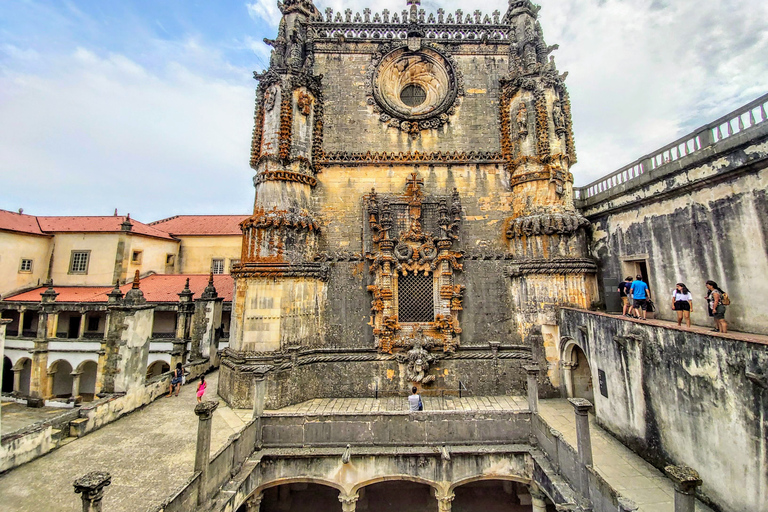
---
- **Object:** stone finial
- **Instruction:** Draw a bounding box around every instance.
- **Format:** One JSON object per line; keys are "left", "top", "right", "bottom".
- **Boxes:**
{"left": 120, "top": 214, "right": 133, "bottom": 232}
{"left": 665, "top": 465, "right": 702, "bottom": 494}
{"left": 200, "top": 272, "right": 218, "bottom": 300}
{"left": 107, "top": 279, "right": 124, "bottom": 303}
{"left": 178, "top": 278, "right": 194, "bottom": 302}
{"left": 568, "top": 397, "right": 593, "bottom": 414}
{"left": 74, "top": 471, "right": 111, "bottom": 505}
{"left": 341, "top": 443, "right": 351, "bottom": 464}
{"left": 194, "top": 400, "right": 219, "bottom": 420}
{"left": 123, "top": 270, "right": 146, "bottom": 305}
{"left": 40, "top": 280, "right": 58, "bottom": 304}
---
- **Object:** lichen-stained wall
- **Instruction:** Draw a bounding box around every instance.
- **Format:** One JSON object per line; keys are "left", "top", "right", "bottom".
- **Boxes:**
{"left": 315, "top": 44, "right": 506, "bottom": 155}
{"left": 589, "top": 163, "right": 768, "bottom": 333}
{"left": 559, "top": 308, "right": 768, "bottom": 512}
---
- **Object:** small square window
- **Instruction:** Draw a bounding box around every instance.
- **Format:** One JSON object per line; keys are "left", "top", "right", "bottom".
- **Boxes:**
{"left": 69, "top": 251, "right": 90, "bottom": 274}
{"left": 131, "top": 250, "right": 143, "bottom": 263}
{"left": 211, "top": 258, "right": 225, "bottom": 275}
{"left": 19, "top": 259, "right": 33, "bottom": 273}
{"left": 166, "top": 254, "right": 175, "bottom": 265}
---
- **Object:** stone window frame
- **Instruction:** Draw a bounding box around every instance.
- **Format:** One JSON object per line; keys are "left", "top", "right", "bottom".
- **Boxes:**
{"left": 18, "top": 258, "right": 33, "bottom": 273}
{"left": 211, "top": 258, "right": 225, "bottom": 275}
{"left": 69, "top": 250, "right": 91, "bottom": 275}
{"left": 165, "top": 254, "right": 175, "bottom": 265}
{"left": 395, "top": 271, "right": 438, "bottom": 323}
{"left": 131, "top": 250, "right": 143, "bottom": 264}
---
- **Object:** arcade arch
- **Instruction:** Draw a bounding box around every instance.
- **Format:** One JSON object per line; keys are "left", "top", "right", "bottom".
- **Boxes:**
{"left": 49, "top": 359, "right": 74, "bottom": 399}
{"left": 560, "top": 337, "right": 594, "bottom": 404}
{"left": 13, "top": 357, "right": 32, "bottom": 395}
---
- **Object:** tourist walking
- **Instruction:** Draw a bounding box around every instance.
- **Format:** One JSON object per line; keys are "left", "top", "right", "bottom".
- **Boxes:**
{"left": 629, "top": 275, "right": 651, "bottom": 320}
{"left": 408, "top": 386, "right": 423, "bottom": 412}
{"left": 167, "top": 363, "right": 183, "bottom": 397}
{"left": 671, "top": 283, "right": 693, "bottom": 328}
{"left": 196, "top": 375, "right": 207, "bottom": 403}
{"left": 706, "top": 280, "right": 728, "bottom": 333}
{"left": 618, "top": 276, "right": 633, "bottom": 316}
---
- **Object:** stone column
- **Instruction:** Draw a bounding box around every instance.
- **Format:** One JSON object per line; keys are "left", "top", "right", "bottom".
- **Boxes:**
{"left": 568, "top": 398, "right": 593, "bottom": 466}
{"left": 78, "top": 312, "right": 87, "bottom": 339}
{"left": 665, "top": 465, "right": 702, "bottom": 512}
{"left": 435, "top": 491, "right": 455, "bottom": 512}
{"left": 12, "top": 367, "right": 22, "bottom": 394}
{"left": 175, "top": 279, "right": 194, "bottom": 368}
{"left": 28, "top": 338, "right": 50, "bottom": 406}
{"left": 194, "top": 400, "right": 219, "bottom": 505}
{"left": 73, "top": 471, "right": 111, "bottom": 512}
{"left": 71, "top": 369, "right": 83, "bottom": 401}
{"left": 338, "top": 492, "right": 359, "bottom": 512}
{"left": 17, "top": 310, "right": 25, "bottom": 336}
{"left": 562, "top": 361, "right": 575, "bottom": 398}
{"left": 524, "top": 364, "right": 540, "bottom": 414}
{"left": 192, "top": 273, "right": 223, "bottom": 363}
{"left": 244, "top": 493, "right": 263, "bottom": 512}
{"left": 252, "top": 368, "right": 268, "bottom": 450}
{"left": 528, "top": 485, "right": 547, "bottom": 512}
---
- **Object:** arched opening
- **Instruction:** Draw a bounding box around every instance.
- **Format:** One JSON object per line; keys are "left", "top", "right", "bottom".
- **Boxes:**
{"left": 146, "top": 361, "right": 170, "bottom": 381}
{"left": 357, "top": 480, "right": 438, "bottom": 512}
{"left": 2, "top": 356, "right": 13, "bottom": 393}
{"left": 78, "top": 360, "right": 98, "bottom": 402}
{"left": 571, "top": 345, "right": 594, "bottom": 404}
{"left": 239, "top": 483, "right": 342, "bottom": 512}
{"left": 15, "top": 358, "right": 32, "bottom": 395}
{"left": 452, "top": 480, "right": 556, "bottom": 511}
{"left": 50, "top": 360, "right": 74, "bottom": 399}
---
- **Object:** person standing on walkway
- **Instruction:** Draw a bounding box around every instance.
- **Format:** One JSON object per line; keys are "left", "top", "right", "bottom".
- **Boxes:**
{"left": 167, "top": 363, "right": 183, "bottom": 397}
{"left": 706, "top": 280, "right": 728, "bottom": 333}
{"left": 629, "top": 275, "right": 651, "bottom": 320}
{"left": 408, "top": 386, "right": 423, "bottom": 411}
{"left": 618, "top": 276, "right": 633, "bottom": 316}
{"left": 196, "top": 375, "right": 207, "bottom": 403}
{"left": 671, "top": 283, "right": 693, "bottom": 328}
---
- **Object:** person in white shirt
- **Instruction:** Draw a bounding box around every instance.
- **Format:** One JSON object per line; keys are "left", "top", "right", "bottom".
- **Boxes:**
{"left": 408, "top": 386, "right": 423, "bottom": 412}
{"left": 671, "top": 282, "right": 693, "bottom": 328}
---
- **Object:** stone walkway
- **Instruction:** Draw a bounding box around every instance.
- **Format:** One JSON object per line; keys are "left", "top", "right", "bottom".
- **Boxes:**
{"left": 0, "top": 371, "right": 243, "bottom": 512}
{"left": 1, "top": 401, "right": 73, "bottom": 435}
{"left": 539, "top": 399, "right": 714, "bottom": 512}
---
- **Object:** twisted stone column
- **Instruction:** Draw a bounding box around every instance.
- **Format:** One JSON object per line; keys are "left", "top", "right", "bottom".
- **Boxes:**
{"left": 73, "top": 471, "right": 111, "bottom": 512}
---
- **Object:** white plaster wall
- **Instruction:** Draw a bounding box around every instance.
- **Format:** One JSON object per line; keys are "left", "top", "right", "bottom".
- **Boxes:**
{"left": 0, "top": 231, "right": 52, "bottom": 298}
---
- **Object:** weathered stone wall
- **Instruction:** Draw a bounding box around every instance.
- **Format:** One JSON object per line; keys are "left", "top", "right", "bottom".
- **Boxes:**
{"left": 582, "top": 127, "right": 768, "bottom": 333}
{"left": 316, "top": 45, "right": 506, "bottom": 154}
{"left": 559, "top": 307, "right": 768, "bottom": 512}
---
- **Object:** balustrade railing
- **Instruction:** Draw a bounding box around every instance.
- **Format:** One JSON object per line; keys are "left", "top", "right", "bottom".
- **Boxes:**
{"left": 151, "top": 332, "right": 176, "bottom": 339}
{"left": 574, "top": 93, "right": 768, "bottom": 202}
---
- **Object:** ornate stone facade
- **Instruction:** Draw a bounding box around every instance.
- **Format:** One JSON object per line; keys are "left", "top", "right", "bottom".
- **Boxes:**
{"left": 220, "top": 0, "right": 597, "bottom": 408}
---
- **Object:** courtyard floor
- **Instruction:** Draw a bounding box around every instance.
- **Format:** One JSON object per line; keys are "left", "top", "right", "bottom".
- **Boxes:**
{"left": 0, "top": 401, "right": 73, "bottom": 435}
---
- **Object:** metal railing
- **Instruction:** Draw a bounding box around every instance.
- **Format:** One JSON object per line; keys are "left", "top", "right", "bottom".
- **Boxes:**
{"left": 574, "top": 93, "right": 768, "bottom": 202}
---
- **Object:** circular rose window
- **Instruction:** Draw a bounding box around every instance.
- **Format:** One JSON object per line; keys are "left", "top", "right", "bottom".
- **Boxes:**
{"left": 371, "top": 45, "right": 461, "bottom": 131}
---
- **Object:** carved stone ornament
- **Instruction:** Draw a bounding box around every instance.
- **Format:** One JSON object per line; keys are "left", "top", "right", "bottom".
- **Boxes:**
{"left": 366, "top": 42, "right": 464, "bottom": 133}
{"left": 264, "top": 85, "right": 277, "bottom": 111}
{"left": 297, "top": 90, "right": 312, "bottom": 115}
{"left": 516, "top": 102, "right": 529, "bottom": 138}
{"left": 396, "top": 340, "right": 437, "bottom": 384}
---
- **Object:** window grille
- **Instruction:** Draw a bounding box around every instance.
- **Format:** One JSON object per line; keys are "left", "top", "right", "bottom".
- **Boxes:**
{"left": 19, "top": 259, "right": 32, "bottom": 272}
{"left": 211, "top": 259, "right": 225, "bottom": 275}
{"left": 398, "top": 273, "right": 434, "bottom": 322}
{"left": 70, "top": 251, "right": 89, "bottom": 274}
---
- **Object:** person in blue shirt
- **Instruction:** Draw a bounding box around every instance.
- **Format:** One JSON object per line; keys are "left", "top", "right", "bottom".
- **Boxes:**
{"left": 629, "top": 275, "right": 651, "bottom": 320}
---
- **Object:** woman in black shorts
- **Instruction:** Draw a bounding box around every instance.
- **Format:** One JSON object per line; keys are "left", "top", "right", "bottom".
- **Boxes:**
{"left": 671, "top": 283, "right": 693, "bottom": 327}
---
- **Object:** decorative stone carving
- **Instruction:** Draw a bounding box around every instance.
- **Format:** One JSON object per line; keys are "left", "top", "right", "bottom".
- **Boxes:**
{"left": 396, "top": 340, "right": 436, "bottom": 383}
{"left": 502, "top": 258, "right": 598, "bottom": 277}
{"left": 264, "top": 85, "right": 277, "bottom": 112}
{"left": 505, "top": 211, "right": 590, "bottom": 238}
{"left": 297, "top": 90, "right": 312, "bottom": 115}
{"left": 516, "top": 102, "right": 529, "bottom": 138}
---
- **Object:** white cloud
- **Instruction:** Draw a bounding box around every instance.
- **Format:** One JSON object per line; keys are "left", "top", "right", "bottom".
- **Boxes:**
{"left": 246, "top": 0, "right": 282, "bottom": 27}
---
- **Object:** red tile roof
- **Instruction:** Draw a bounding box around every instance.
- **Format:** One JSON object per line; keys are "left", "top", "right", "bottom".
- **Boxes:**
{"left": 149, "top": 215, "right": 248, "bottom": 236}
{"left": 2, "top": 274, "right": 233, "bottom": 303}
{"left": 36, "top": 216, "right": 176, "bottom": 240}
{"left": 0, "top": 209, "right": 47, "bottom": 236}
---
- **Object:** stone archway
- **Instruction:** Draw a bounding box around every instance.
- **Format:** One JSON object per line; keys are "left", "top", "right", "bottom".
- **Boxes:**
{"left": 356, "top": 480, "right": 438, "bottom": 512}
{"left": 146, "top": 360, "right": 170, "bottom": 381}
{"left": 560, "top": 337, "right": 594, "bottom": 404}
{"left": 76, "top": 360, "right": 98, "bottom": 402}
{"left": 13, "top": 357, "right": 32, "bottom": 395}
{"left": 2, "top": 356, "right": 13, "bottom": 393}
{"left": 239, "top": 478, "right": 345, "bottom": 512}
{"left": 49, "top": 359, "right": 74, "bottom": 399}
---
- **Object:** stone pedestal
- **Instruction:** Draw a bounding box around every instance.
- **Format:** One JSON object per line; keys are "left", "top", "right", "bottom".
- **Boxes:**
{"left": 194, "top": 400, "right": 219, "bottom": 505}
{"left": 73, "top": 471, "right": 111, "bottom": 512}
{"left": 524, "top": 364, "right": 540, "bottom": 414}
{"left": 665, "top": 465, "right": 702, "bottom": 512}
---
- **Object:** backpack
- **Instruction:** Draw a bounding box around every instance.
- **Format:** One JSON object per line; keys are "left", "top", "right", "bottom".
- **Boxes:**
{"left": 720, "top": 291, "right": 731, "bottom": 306}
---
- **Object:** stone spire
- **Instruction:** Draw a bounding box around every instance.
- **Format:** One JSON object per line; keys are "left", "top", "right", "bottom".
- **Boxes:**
{"left": 123, "top": 270, "right": 146, "bottom": 305}
{"left": 200, "top": 272, "right": 218, "bottom": 300}
{"left": 178, "top": 277, "right": 194, "bottom": 303}
{"left": 107, "top": 279, "right": 124, "bottom": 304}
{"left": 40, "top": 280, "right": 58, "bottom": 304}
{"left": 120, "top": 213, "right": 133, "bottom": 232}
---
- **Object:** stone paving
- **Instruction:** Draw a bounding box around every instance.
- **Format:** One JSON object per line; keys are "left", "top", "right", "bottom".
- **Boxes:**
{"left": 0, "top": 371, "right": 243, "bottom": 512}
{"left": 539, "top": 399, "right": 714, "bottom": 512}
{"left": 1, "top": 401, "right": 73, "bottom": 435}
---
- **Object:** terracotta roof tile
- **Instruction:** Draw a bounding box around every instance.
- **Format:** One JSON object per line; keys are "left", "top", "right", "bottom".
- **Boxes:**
{"left": 3, "top": 274, "right": 233, "bottom": 303}
{"left": 149, "top": 215, "right": 248, "bottom": 236}
{"left": 36, "top": 216, "right": 176, "bottom": 240}
{"left": 0, "top": 209, "right": 47, "bottom": 236}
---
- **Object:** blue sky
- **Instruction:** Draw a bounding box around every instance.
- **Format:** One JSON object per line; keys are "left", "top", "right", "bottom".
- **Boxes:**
{"left": 1, "top": 0, "right": 767, "bottom": 220}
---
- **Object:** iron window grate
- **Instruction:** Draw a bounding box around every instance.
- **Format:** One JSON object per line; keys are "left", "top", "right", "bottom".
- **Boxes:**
{"left": 398, "top": 273, "right": 434, "bottom": 322}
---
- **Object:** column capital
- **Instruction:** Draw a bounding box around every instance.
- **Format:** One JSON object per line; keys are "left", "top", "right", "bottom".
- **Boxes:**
{"left": 664, "top": 465, "right": 702, "bottom": 494}
{"left": 73, "top": 471, "right": 111, "bottom": 502}
{"left": 246, "top": 492, "right": 264, "bottom": 511}
{"left": 435, "top": 491, "right": 455, "bottom": 512}
{"left": 194, "top": 400, "right": 219, "bottom": 420}
{"left": 338, "top": 492, "right": 359, "bottom": 512}
{"left": 567, "top": 397, "right": 592, "bottom": 415}
{"left": 524, "top": 363, "right": 540, "bottom": 375}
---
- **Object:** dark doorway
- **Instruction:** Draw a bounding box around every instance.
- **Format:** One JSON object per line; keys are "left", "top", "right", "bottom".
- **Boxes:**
{"left": 256, "top": 483, "right": 341, "bottom": 512}
{"left": 2, "top": 357, "right": 13, "bottom": 393}
{"left": 68, "top": 316, "right": 81, "bottom": 339}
